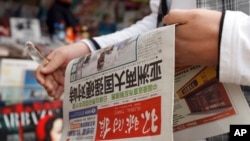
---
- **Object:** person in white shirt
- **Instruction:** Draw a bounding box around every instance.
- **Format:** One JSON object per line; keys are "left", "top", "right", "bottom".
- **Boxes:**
{"left": 36, "top": 1, "right": 250, "bottom": 141}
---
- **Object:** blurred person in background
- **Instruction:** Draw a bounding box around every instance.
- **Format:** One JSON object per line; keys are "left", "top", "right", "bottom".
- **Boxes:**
{"left": 46, "top": 0, "right": 79, "bottom": 39}
{"left": 37, "top": 0, "right": 53, "bottom": 35}
{"left": 97, "top": 13, "right": 117, "bottom": 35}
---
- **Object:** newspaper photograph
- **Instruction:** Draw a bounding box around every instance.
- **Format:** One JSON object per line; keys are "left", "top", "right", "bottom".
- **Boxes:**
{"left": 61, "top": 25, "right": 175, "bottom": 141}
{"left": 173, "top": 65, "right": 250, "bottom": 141}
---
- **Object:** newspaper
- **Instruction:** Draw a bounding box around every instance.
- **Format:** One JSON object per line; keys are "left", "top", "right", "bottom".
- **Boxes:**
{"left": 62, "top": 25, "right": 175, "bottom": 141}
{"left": 173, "top": 66, "right": 250, "bottom": 141}
{"left": 61, "top": 24, "right": 250, "bottom": 141}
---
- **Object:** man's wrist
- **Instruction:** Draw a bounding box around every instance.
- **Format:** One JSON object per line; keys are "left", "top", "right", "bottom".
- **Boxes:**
{"left": 81, "top": 38, "right": 101, "bottom": 52}
{"left": 73, "top": 41, "right": 91, "bottom": 55}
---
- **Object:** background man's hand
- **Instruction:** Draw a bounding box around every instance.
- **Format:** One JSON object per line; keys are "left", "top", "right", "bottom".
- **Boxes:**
{"left": 163, "top": 9, "right": 222, "bottom": 67}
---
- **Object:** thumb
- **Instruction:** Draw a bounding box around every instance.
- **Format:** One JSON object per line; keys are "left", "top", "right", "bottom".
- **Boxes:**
{"left": 163, "top": 9, "right": 190, "bottom": 25}
{"left": 41, "top": 51, "right": 65, "bottom": 74}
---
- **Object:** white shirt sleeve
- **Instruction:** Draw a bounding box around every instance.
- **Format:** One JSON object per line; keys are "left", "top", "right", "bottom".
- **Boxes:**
{"left": 81, "top": 0, "right": 160, "bottom": 52}
{"left": 220, "top": 10, "right": 250, "bottom": 85}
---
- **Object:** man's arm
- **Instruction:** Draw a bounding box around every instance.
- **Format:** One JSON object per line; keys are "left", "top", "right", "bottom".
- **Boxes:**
{"left": 36, "top": 0, "right": 161, "bottom": 99}
{"left": 83, "top": 0, "right": 160, "bottom": 51}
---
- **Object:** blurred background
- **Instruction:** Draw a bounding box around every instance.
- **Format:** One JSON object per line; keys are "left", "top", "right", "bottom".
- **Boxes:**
{"left": 0, "top": 0, "right": 149, "bottom": 141}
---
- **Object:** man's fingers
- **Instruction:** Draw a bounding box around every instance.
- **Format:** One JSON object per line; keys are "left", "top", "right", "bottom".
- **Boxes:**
{"left": 52, "top": 69, "right": 65, "bottom": 86}
{"left": 36, "top": 65, "right": 46, "bottom": 85}
{"left": 163, "top": 9, "right": 190, "bottom": 25}
{"left": 54, "top": 85, "right": 64, "bottom": 100}
{"left": 44, "top": 75, "right": 59, "bottom": 97}
{"left": 41, "top": 51, "right": 65, "bottom": 74}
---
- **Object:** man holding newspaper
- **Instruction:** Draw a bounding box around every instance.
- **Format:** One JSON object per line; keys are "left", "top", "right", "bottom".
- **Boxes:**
{"left": 36, "top": 0, "right": 250, "bottom": 140}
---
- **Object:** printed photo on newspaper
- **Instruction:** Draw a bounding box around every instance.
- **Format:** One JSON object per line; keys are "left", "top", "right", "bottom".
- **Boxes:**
{"left": 173, "top": 65, "right": 250, "bottom": 141}
{"left": 61, "top": 25, "right": 175, "bottom": 141}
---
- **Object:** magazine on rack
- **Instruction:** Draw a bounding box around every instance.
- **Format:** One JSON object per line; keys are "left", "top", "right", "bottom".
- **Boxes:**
{"left": 0, "top": 58, "right": 39, "bottom": 105}
{"left": 61, "top": 25, "right": 250, "bottom": 141}
{"left": 0, "top": 101, "right": 62, "bottom": 141}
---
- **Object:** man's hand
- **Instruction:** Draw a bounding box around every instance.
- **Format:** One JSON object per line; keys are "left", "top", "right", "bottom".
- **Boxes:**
{"left": 163, "top": 9, "right": 222, "bottom": 67}
{"left": 36, "top": 42, "right": 91, "bottom": 100}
